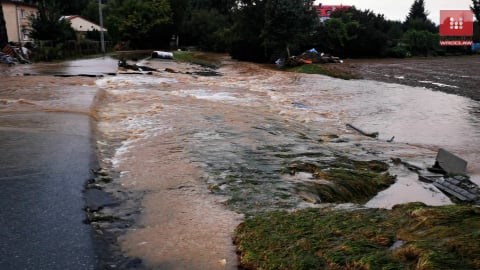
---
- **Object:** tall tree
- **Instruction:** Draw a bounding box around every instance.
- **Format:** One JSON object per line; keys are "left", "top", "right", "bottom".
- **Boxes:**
{"left": 29, "top": 0, "right": 76, "bottom": 43}
{"left": 106, "top": 0, "right": 173, "bottom": 49}
{"left": 263, "top": 0, "right": 317, "bottom": 59}
{"left": 227, "top": 1, "right": 267, "bottom": 61}
{"left": 472, "top": 0, "right": 480, "bottom": 24}
{"left": 406, "top": 0, "right": 428, "bottom": 22}
{"left": 404, "top": 0, "right": 436, "bottom": 32}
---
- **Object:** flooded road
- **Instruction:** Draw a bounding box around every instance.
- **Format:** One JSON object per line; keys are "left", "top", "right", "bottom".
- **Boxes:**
{"left": 1, "top": 55, "right": 480, "bottom": 269}
{"left": 0, "top": 57, "right": 116, "bottom": 269}
{"left": 91, "top": 55, "right": 480, "bottom": 268}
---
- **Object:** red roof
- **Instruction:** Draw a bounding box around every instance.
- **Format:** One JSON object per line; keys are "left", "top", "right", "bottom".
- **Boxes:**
{"left": 316, "top": 5, "right": 351, "bottom": 17}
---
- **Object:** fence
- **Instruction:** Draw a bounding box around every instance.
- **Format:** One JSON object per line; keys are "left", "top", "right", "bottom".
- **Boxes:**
{"left": 31, "top": 40, "right": 112, "bottom": 61}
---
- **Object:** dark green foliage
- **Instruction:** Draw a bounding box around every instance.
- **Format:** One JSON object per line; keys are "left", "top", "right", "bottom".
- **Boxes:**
{"left": 180, "top": 9, "right": 229, "bottom": 52}
{"left": 402, "top": 29, "right": 440, "bottom": 56}
{"left": 227, "top": 2, "right": 267, "bottom": 62}
{"left": 262, "top": 0, "right": 318, "bottom": 60}
{"left": 326, "top": 8, "right": 392, "bottom": 57}
{"left": 105, "top": 0, "right": 173, "bottom": 49}
{"left": 473, "top": 0, "right": 480, "bottom": 23}
{"left": 29, "top": 0, "right": 76, "bottom": 44}
{"left": 404, "top": 0, "right": 437, "bottom": 32}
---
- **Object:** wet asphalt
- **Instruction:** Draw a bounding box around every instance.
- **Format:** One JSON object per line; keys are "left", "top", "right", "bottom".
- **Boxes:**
{"left": 0, "top": 113, "right": 97, "bottom": 269}
{"left": 0, "top": 57, "right": 117, "bottom": 269}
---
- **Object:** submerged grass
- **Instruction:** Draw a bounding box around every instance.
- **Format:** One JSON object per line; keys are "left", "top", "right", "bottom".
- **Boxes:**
{"left": 287, "top": 64, "right": 357, "bottom": 80}
{"left": 288, "top": 158, "right": 395, "bottom": 204}
{"left": 173, "top": 51, "right": 220, "bottom": 68}
{"left": 234, "top": 203, "right": 480, "bottom": 270}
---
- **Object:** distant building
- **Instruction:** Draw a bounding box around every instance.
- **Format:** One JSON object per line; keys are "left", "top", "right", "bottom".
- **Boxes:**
{"left": 1, "top": 0, "right": 38, "bottom": 43}
{"left": 316, "top": 4, "right": 351, "bottom": 22}
{"left": 61, "top": 15, "right": 107, "bottom": 41}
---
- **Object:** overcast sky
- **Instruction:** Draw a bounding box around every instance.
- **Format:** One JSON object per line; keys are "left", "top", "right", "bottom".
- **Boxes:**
{"left": 314, "top": 0, "right": 473, "bottom": 24}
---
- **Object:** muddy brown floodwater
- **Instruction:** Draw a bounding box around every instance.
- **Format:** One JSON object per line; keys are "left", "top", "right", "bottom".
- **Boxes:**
{"left": 90, "top": 54, "right": 480, "bottom": 269}
{"left": 2, "top": 54, "right": 479, "bottom": 269}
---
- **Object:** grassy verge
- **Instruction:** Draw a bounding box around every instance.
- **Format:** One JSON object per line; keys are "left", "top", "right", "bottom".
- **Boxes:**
{"left": 173, "top": 51, "right": 220, "bottom": 68}
{"left": 287, "top": 64, "right": 358, "bottom": 80}
{"left": 234, "top": 203, "right": 480, "bottom": 270}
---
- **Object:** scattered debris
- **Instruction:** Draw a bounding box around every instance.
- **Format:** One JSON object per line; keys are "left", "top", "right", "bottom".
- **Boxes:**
{"left": 2, "top": 44, "right": 31, "bottom": 64}
{"left": 432, "top": 176, "right": 479, "bottom": 202}
{"left": 151, "top": 51, "right": 174, "bottom": 59}
{"left": 390, "top": 157, "right": 422, "bottom": 172}
{"left": 279, "top": 48, "right": 343, "bottom": 67}
{"left": 0, "top": 52, "right": 18, "bottom": 65}
{"left": 118, "top": 58, "right": 157, "bottom": 74}
{"left": 428, "top": 148, "right": 468, "bottom": 175}
{"left": 346, "top": 123, "right": 379, "bottom": 138}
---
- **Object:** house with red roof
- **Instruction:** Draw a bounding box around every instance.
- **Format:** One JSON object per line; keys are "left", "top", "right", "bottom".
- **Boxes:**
{"left": 316, "top": 4, "right": 351, "bottom": 22}
{"left": 61, "top": 15, "right": 107, "bottom": 41}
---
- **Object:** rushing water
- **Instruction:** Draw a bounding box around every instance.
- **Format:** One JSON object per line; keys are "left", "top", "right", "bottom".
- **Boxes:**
{"left": 2, "top": 55, "right": 479, "bottom": 269}
{"left": 89, "top": 56, "right": 480, "bottom": 268}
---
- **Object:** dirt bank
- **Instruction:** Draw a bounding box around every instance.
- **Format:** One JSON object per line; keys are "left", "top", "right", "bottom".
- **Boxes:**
{"left": 322, "top": 55, "right": 480, "bottom": 101}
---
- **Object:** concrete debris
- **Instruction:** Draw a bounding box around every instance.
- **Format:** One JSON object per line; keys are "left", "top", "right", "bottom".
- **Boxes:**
{"left": 428, "top": 148, "right": 468, "bottom": 175}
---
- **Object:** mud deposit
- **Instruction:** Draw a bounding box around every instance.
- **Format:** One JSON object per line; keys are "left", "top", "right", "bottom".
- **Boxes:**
{"left": 325, "top": 55, "right": 480, "bottom": 101}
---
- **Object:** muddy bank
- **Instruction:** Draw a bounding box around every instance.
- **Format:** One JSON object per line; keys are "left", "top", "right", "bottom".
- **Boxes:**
{"left": 323, "top": 55, "right": 480, "bottom": 101}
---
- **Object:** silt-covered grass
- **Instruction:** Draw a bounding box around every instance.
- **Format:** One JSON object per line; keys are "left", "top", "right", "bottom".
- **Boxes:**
{"left": 234, "top": 202, "right": 480, "bottom": 270}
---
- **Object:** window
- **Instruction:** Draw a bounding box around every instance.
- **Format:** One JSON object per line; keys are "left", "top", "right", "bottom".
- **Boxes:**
{"left": 20, "top": 9, "right": 26, "bottom": 19}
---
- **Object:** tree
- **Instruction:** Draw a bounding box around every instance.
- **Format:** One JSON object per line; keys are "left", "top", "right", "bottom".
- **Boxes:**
{"left": 330, "top": 8, "right": 392, "bottom": 57}
{"left": 227, "top": 1, "right": 267, "bottom": 61}
{"left": 404, "top": 0, "right": 436, "bottom": 32}
{"left": 262, "top": 0, "right": 318, "bottom": 59}
{"left": 181, "top": 8, "right": 229, "bottom": 51}
{"left": 106, "top": 0, "right": 173, "bottom": 49}
{"left": 406, "top": 0, "right": 428, "bottom": 22}
{"left": 314, "top": 18, "right": 347, "bottom": 56}
{"left": 472, "top": 0, "right": 480, "bottom": 24}
{"left": 29, "top": 0, "right": 76, "bottom": 43}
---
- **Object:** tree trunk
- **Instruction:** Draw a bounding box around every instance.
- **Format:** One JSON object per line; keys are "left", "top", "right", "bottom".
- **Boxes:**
{"left": 0, "top": 4, "right": 8, "bottom": 47}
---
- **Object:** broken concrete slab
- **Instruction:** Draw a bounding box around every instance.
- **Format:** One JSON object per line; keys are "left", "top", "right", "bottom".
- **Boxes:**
{"left": 430, "top": 148, "right": 468, "bottom": 175}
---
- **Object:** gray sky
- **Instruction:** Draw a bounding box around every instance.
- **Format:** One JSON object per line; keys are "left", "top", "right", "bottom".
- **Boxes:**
{"left": 315, "top": 0, "right": 473, "bottom": 24}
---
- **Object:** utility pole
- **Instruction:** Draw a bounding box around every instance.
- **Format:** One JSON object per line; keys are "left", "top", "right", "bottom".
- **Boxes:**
{"left": 98, "top": 0, "right": 105, "bottom": 55}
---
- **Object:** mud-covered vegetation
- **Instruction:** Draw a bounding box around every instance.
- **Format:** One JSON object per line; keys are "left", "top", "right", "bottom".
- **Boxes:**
{"left": 287, "top": 64, "right": 358, "bottom": 80}
{"left": 234, "top": 202, "right": 480, "bottom": 270}
{"left": 287, "top": 158, "right": 395, "bottom": 204}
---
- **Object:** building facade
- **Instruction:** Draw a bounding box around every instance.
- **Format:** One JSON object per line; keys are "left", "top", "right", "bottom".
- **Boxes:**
{"left": 1, "top": 0, "right": 38, "bottom": 43}
{"left": 61, "top": 15, "right": 107, "bottom": 41}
